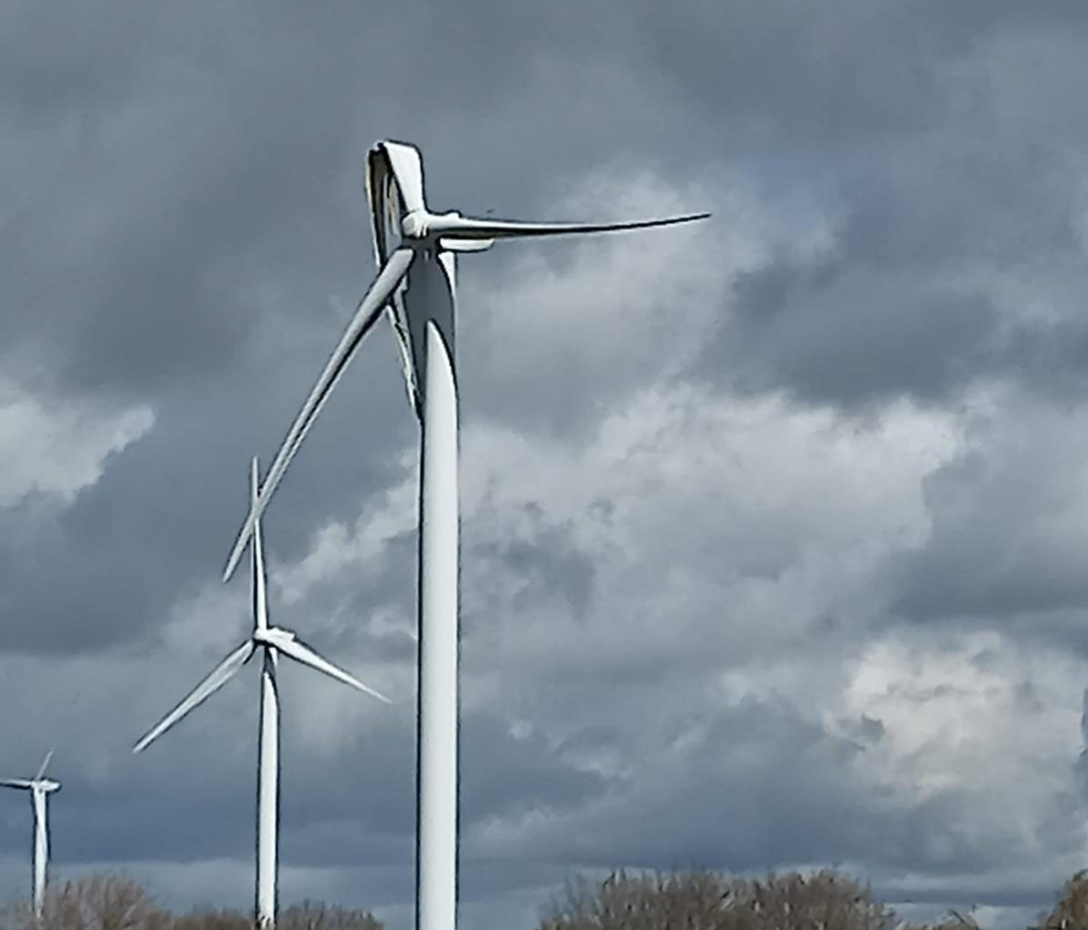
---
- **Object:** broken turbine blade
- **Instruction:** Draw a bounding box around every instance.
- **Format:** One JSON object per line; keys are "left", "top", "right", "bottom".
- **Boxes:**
{"left": 222, "top": 248, "right": 416, "bottom": 581}
{"left": 372, "top": 141, "right": 427, "bottom": 216}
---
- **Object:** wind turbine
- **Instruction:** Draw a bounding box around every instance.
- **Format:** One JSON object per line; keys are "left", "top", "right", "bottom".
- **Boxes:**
{"left": 221, "top": 140, "right": 711, "bottom": 930}
{"left": 0, "top": 747, "right": 61, "bottom": 918}
{"left": 134, "top": 458, "right": 389, "bottom": 930}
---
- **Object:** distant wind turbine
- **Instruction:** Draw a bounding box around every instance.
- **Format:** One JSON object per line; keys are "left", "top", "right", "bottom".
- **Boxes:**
{"left": 221, "top": 140, "right": 710, "bottom": 930}
{"left": 0, "top": 747, "right": 61, "bottom": 918}
{"left": 134, "top": 458, "right": 389, "bottom": 930}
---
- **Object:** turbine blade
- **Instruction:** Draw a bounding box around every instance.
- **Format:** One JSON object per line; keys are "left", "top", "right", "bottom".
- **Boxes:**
{"left": 251, "top": 457, "right": 269, "bottom": 632}
{"left": 35, "top": 746, "right": 55, "bottom": 780}
{"left": 438, "top": 237, "right": 494, "bottom": 253}
{"left": 133, "top": 640, "right": 256, "bottom": 753}
{"left": 431, "top": 211, "right": 711, "bottom": 241}
{"left": 380, "top": 142, "right": 426, "bottom": 215}
{"left": 0, "top": 779, "right": 32, "bottom": 790}
{"left": 269, "top": 631, "right": 390, "bottom": 703}
{"left": 222, "top": 248, "right": 415, "bottom": 582}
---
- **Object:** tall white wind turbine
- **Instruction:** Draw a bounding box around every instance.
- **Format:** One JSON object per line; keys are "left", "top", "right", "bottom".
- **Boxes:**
{"left": 221, "top": 140, "right": 710, "bottom": 930}
{"left": 0, "top": 747, "right": 61, "bottom": 918}
{"left": 135, "top": 458, "right": 389, "bottom": 929}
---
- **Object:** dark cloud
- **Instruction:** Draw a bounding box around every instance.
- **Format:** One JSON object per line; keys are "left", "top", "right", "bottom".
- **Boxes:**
{"left": 700, "top": 256, "right": 1001, "bottom": 406}
{"left": 890, "top": 431, "right": 1088, "bottom": 622}
{"left": 468, "top": 507, "right": 597, "bottom": 624}
{"left": 471, "top": 695, "right": 1016, "bottom": 880}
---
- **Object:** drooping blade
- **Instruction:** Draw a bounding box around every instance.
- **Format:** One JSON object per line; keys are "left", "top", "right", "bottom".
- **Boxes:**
{"left": 377, "top": 141, "right": 426, "bottom": 216}
{"left": 439, "top": 237, "right": 494, "bottom": 253}
{"left": 222, "top": 248, "right": 415, "bottom": 582}
{"left": 269, "top": 630, "right": 390, "bottom": 703}
{"left": 132, "top": 640, "right": 256, "bottom": 753}
{"left": 0, "top": 779, "right": 32, "bottom": 790}
{"left": 251, "top": 457, "right": 268, "bottom": 632}
{"left": 35, "top": 746, "right": 55, "bottom": 780}
{"left": 431, "top": 211, "right": 711, "bottom": 241}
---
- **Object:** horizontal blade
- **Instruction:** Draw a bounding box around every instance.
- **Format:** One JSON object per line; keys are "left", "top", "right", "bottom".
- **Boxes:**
{"left": 222, "top": 248, "right": 415, "bottom": 582}
{"left": 268, "top": 630, "right": 390, "bottom": 703}
{"left": 431, "top": 211, "right": 711, "bottom": 241}
{"left": 35, "top": 746, "right": 55, "bottom": 780}
{"left": 0, "top": 779, "right": 32, "bottom": 790}
{"left": 132, "top": 640, "right": 256, "bottom": 753}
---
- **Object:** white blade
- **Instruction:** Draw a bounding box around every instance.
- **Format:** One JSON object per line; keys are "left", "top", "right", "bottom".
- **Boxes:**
{"left": 133, "top": 640, "right": 256, "bottom": 753}
{"left": 431, "top": 211, "right": 711, "bottom": 241}
{"left": 251, "top": 457, "right": 269, "bottom": 632}
{"left": 267, "top": 629, "right": 390, "bottom": 703}
{"left": 35, "top": 746, "right": 55, "bottom": 780}
{"left": 378, "top": 141, "right": 426, "bottom": 215}
{"left": 438, "top": 237, "right": 494, "bottom": 253}
{"left": 222, "top": 247, "right": 416, "bottom": 581}
{"left": 0, "top": 779, "right": 32, "bottom": 790}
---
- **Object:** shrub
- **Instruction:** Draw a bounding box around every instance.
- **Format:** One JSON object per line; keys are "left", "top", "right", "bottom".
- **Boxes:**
{"left": 538, "top": 868, "right": 900, "bottom": 930}
{"left": 1033, "top": 870, "right": 1088, "bottom": 930}
{"left": 0, "top": 876, "right": 383, "bottom": 930}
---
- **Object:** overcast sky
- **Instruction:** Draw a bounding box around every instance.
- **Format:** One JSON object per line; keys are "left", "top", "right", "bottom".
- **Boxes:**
{"left": 3, "top": 2, "right": 1088, "bottom": 929}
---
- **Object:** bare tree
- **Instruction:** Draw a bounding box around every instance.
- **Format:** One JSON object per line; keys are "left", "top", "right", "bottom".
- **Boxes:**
{"left": 541, "top": 869, "right": 907, "bottom": 930}
{"left": 0, "top": 875, "right": 171, "bottom": 930}
{"left": 278, "top": 901, "right": 383, "bottom": 930}
{"left": 729, "top": 870, "right": 900, "bottom": 930}
{"left": 912, "top": 912, "right": 982, "bottom": 930}
{"left": 170, "top": 909, "right": 252, "bottom": 930}
{"left": 541, "top": 869, "right": 732, "bottom": 930}
{"left": 0, "top": 878, "right": 378, "bottom": 930}
{"left": 0, "top": 865, "right": 1014, "bottom": 930}
{"left": 170, "top": 899, "right": 383, "bottom": 930}
{"left": 1033, "top": 870, "right": 1088, "bottom": 930}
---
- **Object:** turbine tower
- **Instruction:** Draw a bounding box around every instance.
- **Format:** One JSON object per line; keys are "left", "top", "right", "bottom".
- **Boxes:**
{"left": 135, "top": 458, "right": 389, "bottom": 930}
{"left": 221, "top": 140, "right": 711, "bottom": 930}
{"left": 0, "top": 748, "right": 61, "bottom": 918}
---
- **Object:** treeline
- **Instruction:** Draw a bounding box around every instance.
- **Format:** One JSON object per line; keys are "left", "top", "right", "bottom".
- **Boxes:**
{"left": 3, "top": 868, "right": 1088, "bottom": 930}
{"left": 0, "top": 876, "right": 382, "bottom": 930}
{"left": 540, "top": 869, "right": 1088, "bottom": 930}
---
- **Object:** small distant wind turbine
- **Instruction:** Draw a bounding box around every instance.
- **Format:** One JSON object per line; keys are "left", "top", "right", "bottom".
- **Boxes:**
{"left": 221, "top": 140, "right": 710, "bottom": 930}
{"left": 0, "top": 747, "right": 61, "bottom": 918}
{"left": 134, "top": 458, "right": 389, "bottom": 930}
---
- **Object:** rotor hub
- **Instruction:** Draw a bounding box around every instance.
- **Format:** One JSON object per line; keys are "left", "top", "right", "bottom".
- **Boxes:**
{"left": 253, "top": 626, "right": 294, "bottom": 647}
{"left": 401, "top": 210, "right": 461, "bottom": 240}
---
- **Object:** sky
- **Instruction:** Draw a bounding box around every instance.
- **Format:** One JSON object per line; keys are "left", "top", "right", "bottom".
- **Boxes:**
{"left": 2, "top": 2, "right": 1088, "bottom": 928}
